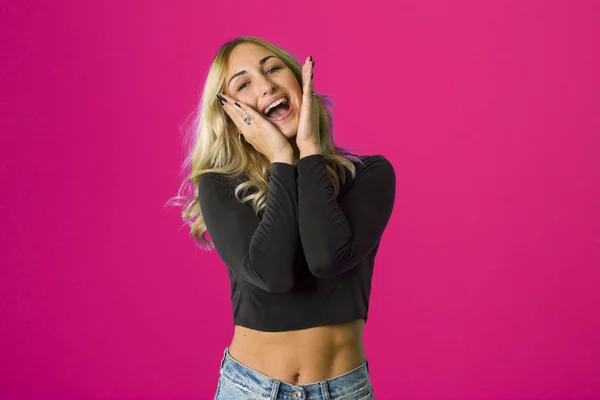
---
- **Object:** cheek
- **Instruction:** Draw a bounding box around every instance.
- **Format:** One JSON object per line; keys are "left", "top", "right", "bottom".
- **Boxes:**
{"left": 281, "top": 72, "right": 301, "bottom": 91}
{"left": 295, "top": 93, "right": 305, "bottom": 108}
{"left": 284, "top": 82, "right": 303, "bottom": 108}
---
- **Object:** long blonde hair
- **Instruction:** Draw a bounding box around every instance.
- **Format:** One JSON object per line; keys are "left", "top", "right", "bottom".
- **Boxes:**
{"left": 172, "top": 36, "right": 362, "bottom": 248}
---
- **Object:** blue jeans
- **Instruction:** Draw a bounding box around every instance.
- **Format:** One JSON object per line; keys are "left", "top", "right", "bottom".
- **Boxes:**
{"left": 214, "top": 348, "right": 375, "bottom": 400}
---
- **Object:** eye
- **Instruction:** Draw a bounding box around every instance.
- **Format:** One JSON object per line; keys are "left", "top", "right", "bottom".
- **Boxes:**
{"left": 236, "top": 66, "right": 282, "bottom": 91}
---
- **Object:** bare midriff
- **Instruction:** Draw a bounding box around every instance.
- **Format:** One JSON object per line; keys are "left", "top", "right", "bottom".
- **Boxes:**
{"left": 228, "top": 318, "right": 366, "bottom": 385}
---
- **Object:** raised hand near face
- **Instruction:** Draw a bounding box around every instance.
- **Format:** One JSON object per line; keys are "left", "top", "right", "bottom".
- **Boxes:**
{"left": 217, "top": 93, "right": 294, "bottom": 164}
{"left": 296, "top": 56, "right": 320, "bottom": 156}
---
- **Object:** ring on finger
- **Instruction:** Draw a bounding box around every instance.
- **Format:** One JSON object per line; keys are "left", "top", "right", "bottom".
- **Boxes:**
{"left": 243, "top": 114, "right": 252, "bottom": 125}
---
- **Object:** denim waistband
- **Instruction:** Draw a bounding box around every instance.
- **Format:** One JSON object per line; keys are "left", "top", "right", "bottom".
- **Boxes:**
{"left": 218, "top": 347, "right": 371, "bottom": 400}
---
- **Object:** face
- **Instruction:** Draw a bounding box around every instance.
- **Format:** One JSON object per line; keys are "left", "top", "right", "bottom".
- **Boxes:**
{"left": 224, "top": 43, "right": 302, "bottom": 138}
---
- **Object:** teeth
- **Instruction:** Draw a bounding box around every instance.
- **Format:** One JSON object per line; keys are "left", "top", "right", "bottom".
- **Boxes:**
{"left": 264, "top": 97, "right": 288, "bottom": 116}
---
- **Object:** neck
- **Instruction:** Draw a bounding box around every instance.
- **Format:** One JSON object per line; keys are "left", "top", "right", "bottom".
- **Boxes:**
{"left": 289, "top": 137, "right": 301, "bottom": 164}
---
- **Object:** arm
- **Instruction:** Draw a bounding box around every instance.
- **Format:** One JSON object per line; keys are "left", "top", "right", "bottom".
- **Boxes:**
{"left": 296, "top": 154, "right": 396, "bottom": 278}
{"left": 198, "top": 162, "right": 299, "bottom": 293}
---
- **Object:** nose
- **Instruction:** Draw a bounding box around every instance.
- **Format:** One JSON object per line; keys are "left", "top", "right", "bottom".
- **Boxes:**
{"left": 257, "top": 74, "right": 277, "bottom": 97}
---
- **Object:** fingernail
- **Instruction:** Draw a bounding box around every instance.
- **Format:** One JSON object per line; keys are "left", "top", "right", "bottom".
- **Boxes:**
{"left": 311, "top": 72, "right": 313, "bottom": 80}
{"left": 312, "top": 60, "right": 315, "bottom": 67}
{"left": 235, "top": 102, "right": 241, "bottom": 108}
{"left": 309, "top": 56, "right": 312, "bottom": 62}
{"left": 219, "top": 100, "right": 224, "bottom": 106}
{"left": 216, "top": 93, "right": 227, "bottom": 102}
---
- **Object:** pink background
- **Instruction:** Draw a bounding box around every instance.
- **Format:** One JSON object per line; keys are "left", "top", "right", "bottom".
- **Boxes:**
{"left": 1, "top": 1, "right": 599, "bottom": 399}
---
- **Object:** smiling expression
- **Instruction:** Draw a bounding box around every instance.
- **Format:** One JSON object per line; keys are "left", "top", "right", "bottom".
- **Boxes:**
{"left": 224, "top": 43, "right": 302, "bottom": 138}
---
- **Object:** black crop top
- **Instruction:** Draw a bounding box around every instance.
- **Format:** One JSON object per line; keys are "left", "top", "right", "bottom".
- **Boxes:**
{"left": 198, "top": 153, "right": 396, "bottom": 332}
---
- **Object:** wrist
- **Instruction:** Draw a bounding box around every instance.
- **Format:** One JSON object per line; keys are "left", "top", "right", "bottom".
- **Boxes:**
{"left": 299, "top": 145, "right": 321, "bottom": 159}
{"left": 271, "top": 151, "right": 294, "bottom": 165}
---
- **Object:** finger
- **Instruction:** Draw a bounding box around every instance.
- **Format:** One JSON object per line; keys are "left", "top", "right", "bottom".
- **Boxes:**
{"left": 303, "top": 57, "right": 311, "bottom": 95}
{"left": 218, "top": 93, "right": 246, "bottom": 120}
{"left": 221, "top": 102, "right": 247, "bottom": 135}
{"left": 302, "top": 57, "right": 315, "bottom": 101}
{"left": 223, "top": 95, "right": 267, "bottom": 125}
{"left": 309, "top": 56, "right": 314, "bottom": 88}
{"left": 309, "top": 57, "right": 315, "bottom": 98}
{"left": 219, "top": 100, "right": 249, "bottom": 135}
{"left": 220, "top": 93, "right": 258, "bottom": 134}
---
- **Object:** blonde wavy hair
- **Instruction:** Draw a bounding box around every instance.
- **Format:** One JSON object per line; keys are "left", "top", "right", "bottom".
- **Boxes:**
{"left": 172, "top": 36, "right": 362, "bottom": 248}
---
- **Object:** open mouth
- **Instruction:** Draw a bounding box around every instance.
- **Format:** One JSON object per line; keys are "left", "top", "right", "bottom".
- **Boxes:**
{"left": 264, "top": 97, "right": 292, "bottom": 121}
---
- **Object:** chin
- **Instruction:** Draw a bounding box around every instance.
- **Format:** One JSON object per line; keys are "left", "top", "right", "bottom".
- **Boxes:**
{"left": 277, "top": 111, "right": 298, "bottom": 138}
{"left": 279, "top": 121, "right": 299, "bottom": 139}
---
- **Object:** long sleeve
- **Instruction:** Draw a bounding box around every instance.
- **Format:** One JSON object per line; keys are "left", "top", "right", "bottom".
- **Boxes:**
{"left": 198, "top": 162, "right": 299, "bottom": 293}
{"left": 296, "top": 154, "right": 396, "bottom": 278}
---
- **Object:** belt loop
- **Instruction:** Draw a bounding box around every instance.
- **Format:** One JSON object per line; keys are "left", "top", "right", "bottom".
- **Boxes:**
{"left": 219, "top": 348, "right": 227, "bottom": 372}
{"left": 320, "top": 380, "right": 330, "bottom": 400}
{"left": 269, "top": 380, "right": 281, "bottom": 400}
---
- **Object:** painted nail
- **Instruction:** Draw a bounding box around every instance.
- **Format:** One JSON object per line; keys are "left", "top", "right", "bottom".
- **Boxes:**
{"left": 235, "top": 102, "right": 241, "bottom": 108}
{"left": 216, "top": 93, "right": 227, "bottom": 102}
{"left": 312, "top": 60, "right": 315, "bottom": 67}
{"left": 309, "top": 56, "right": 312, "bottom": 62}
{"left": 311, "top": 72, "right": 313, "bottom": 80}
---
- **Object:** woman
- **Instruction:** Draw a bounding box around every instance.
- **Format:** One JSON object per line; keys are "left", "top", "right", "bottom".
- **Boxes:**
{"left": 180, "top": 36, "right": 395, "bottom": 399}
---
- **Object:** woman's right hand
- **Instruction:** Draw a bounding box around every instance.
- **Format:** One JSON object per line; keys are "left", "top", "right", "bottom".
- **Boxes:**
{"left": 218, "top": 93, "right": 293, "bottom": 164}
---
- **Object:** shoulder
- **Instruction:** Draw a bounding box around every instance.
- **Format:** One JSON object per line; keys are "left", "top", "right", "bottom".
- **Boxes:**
{"left": 350, "top": 154, "right": 395, "bottom": 179}
{"left": 198, "top": 172, "right": 224, "bottom": 192}
{"left": 198, "top": 172, "right": 243, "bottom": 198}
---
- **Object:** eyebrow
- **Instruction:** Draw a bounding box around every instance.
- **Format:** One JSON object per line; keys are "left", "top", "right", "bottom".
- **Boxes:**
{"left": 227, "top": 55, "right": 279, "bottom": 88}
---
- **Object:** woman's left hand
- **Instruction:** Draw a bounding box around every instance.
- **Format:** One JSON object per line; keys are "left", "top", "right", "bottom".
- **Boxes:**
{"left": 296, "top": 56, "right": 321, "bottom": 155}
